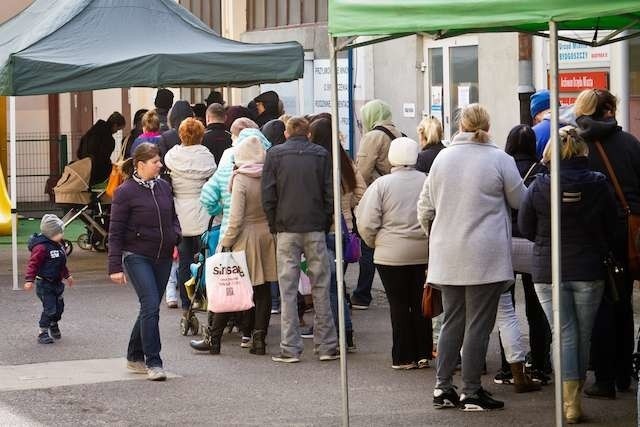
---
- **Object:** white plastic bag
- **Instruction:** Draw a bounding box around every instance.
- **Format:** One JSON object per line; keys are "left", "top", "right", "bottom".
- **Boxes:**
{"left": 206, "top": 251, "right": 254, "bottom": 313}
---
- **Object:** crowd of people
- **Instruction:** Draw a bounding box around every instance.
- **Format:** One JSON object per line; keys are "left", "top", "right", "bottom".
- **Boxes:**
{"left": 25, "top": 86, "right": 639, "bottom": 423}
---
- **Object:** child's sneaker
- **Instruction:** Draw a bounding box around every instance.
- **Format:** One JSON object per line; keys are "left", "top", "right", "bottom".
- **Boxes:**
{"left": 38, "top": 329, "right": 54, "bottom": 344}
{"left": 49, "top": 323, "right": 61, "bottom": 340}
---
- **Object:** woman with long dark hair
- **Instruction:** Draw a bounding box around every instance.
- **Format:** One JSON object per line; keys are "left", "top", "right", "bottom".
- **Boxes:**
{"left": 309, "top": 117, "right": 365, "bottom": 352}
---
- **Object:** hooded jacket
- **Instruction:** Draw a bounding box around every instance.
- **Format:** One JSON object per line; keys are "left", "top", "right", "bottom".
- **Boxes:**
{"left": 261, "top": 119, "right": 286, "bottom": 146}
{"left": 254, "top": 91, "right": 281, "bottom": 128}
{"left": 356, "top": 100, "right": 402, "bottom": 185}
{"left": 25, "top": 234, "right": 69, "bottom": 282}
{"left": 200, "top": 129, "right": 271, "bottom": 239}
{"left": 518, "top": 157, "right": 618, "bottom": 283}
{"left": 577, "top": 116, "right": 640, "bottom": 217}
{"left": 77, "top": 119, "right": 115, "bottom": 185}
{"left": 164, "top": 144, "right": 217, "bottom": 236}
{"left": 158, "top": 101, "right": 194, "bottom": 160}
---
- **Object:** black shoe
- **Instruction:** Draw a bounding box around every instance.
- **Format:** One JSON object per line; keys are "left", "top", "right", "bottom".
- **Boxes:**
{"left": 272, "top": 352, "right": 300, "bottom": 363}
{"left": 190, "top": 332, "right": 221, "bottom": 355}
{"left": 49, "top": 323, "right": 61, "bottom": 340}
{"left": 433, "top": 387, "right": 460, "bottom": 409}
{"left": 346, "top": 331, "right": 357, "bottom": 353}
{"left": 250, "top": 330, "right": 266, "bottom": 355}
{"left": 529, "top": 368, "right": 552, "bottom": 385}
{"left": 585, "top": 382, "right": 616, "bottom": 400}
{"left": 494, "top": 369, "right": 514, "bottom": 385}
{"left": 350, "top": 297, "right": 369, "bottom": 310}
{"left": 459, "top": 388, "right": 504, "bottom": 411}
{"left": 38, "top": 330, "right": 54, "bottom": 344}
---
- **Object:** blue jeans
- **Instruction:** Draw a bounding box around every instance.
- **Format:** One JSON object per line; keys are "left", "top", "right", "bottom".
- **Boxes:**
{"left": 326, "top": 234, "right": 353, "bottom": 333}
{"left": 535, "top": 281, "right": 605, "bottom": 381}
{"left": 123, "top": 253, "right": 172, "bottom": 368}
{"left": 178, "top": 236, "right": 201, "bottom": 310}
{"left": 36, "top": 279, "right": 64, "bottom": 329}
{"left": 352, "top": 241, "right": 374, "bottom": 305}
{"left": 271, "top": 282, "right": 281, "bottom": 311}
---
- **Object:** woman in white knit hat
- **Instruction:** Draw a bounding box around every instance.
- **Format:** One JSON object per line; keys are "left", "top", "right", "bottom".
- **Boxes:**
{"left": 356, "top": 137, "right": 431, "bottom": 370}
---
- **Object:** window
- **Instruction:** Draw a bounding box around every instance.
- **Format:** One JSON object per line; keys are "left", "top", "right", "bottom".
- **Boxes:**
{"left": 449, "top": 46, "right": 479, "bottom": 135}
{"left": 247, "top": 0, "right": 328, "bottom": 31}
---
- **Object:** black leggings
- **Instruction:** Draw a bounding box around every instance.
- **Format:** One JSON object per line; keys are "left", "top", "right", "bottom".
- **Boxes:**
{"left": 376, "top": 264, "right": 432, "bottom": 365}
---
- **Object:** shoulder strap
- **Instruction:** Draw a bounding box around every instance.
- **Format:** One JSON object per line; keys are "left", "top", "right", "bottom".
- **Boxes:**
{"left": 522, "top": 162, "right": 538, "bottom": 184}
{"left": 373, "top": 125, "right": 397, "bottom": 142}
{"left": 594, "top": 141, "right": 631, "bottom": 215}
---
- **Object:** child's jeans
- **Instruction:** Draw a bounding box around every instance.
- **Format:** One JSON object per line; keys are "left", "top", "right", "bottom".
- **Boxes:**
{"left": 36, "top": 279, "right": 65, "bottom": 329}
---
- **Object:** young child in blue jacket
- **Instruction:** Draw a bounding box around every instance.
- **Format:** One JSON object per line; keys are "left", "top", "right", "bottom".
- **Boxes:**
{"left": 24, "top": 214, "right": 73, "bottom": 344}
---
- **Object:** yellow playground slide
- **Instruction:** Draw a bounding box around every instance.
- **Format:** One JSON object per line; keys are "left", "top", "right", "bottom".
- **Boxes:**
{"left": 0, "top": 163, "right": 12, "bottom": 236}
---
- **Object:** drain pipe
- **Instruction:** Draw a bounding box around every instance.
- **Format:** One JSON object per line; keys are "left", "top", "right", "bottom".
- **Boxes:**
{"left": 518, "top": 34, "right": 536, "bottom": 125}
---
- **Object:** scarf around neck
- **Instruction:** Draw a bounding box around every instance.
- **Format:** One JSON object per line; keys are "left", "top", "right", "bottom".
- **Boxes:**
{"left": 228, "top": 164, "right": 263, "bottom": 192}
{"left": 133, "top": 171, "right": 159, "bottom": 189}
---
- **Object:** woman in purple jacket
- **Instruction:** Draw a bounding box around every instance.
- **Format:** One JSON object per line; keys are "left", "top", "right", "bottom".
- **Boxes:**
{"left": 108, "top": 143, "right": 181, "bottom": 381}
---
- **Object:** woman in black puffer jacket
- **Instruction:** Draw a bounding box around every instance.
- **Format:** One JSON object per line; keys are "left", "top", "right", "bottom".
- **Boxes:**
{"left": 575, "top": 88, "right": 640, "bottom": 398}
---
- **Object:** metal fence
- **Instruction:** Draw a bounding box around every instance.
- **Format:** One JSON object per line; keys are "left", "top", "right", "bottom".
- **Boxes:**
{"left": 6, "top": 132, "right": 74, "bottom": 214}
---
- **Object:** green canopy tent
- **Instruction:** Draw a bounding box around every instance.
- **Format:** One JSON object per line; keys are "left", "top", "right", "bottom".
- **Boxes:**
{"left": 327, "top": 1, "right": 640, "bottom": 425}
{"left": 1, "top": 0, "right": 304, "bottom": 291}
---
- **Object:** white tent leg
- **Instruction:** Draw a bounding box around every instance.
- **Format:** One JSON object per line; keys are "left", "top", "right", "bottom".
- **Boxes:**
{"left": 548, "top": 20, "right": 563, "bottom": 427}
{"left": 9, "top": 96, "right": 18, "bottom": 291}
{"left": 330, "top": 35, "right": 350, "bottom": 427}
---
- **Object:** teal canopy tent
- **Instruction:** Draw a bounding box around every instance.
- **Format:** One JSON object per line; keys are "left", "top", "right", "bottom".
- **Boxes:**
{"left": 0, "top": 0, "right": 303, "bottom": 95}
{"left": 2, "top": 0, "right": 304, "bottom": 293}
{"left": 327, "top": 1, "right": 640, "bottom": 426}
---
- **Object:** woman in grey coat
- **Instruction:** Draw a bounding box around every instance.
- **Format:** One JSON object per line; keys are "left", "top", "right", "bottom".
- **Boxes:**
{"left": 417, "top": 104, "right": 525, "bottom": 412}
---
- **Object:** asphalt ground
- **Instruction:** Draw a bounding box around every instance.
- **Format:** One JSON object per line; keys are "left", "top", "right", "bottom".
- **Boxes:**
{"left": 0, "top": 246, "right": 636, "bottom": 426}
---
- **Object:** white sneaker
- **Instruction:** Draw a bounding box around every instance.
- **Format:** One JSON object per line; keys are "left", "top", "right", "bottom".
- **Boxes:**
{"left": 147, "top": 366, "right": 167, "bottom": 381}
{"left": 392, "top": 363, "right": 418, "bottom": 370}
{"left": 126, "top": 360, "right": 147, "bottom": 374}
{"left": 240, "top": 336, "right": 252, "bottom": 348}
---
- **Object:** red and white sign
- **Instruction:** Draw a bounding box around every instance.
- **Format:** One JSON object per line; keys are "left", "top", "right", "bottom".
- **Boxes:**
{"left": 560, "top": 97, "right": 577, "bottom": 106}
{"left": 559, "top": 71, "right": 608, "bottom": 92}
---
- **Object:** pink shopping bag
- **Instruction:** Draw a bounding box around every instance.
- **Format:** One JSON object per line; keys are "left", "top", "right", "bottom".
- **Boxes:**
{"left": 205, "top": 251, "right": 254, "bottom": 313}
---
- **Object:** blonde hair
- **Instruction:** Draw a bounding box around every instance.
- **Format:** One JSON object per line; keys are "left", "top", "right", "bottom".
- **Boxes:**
{"left": 178, "top": 117, "right": 205, "bottom": 146}
{"left": 142, "top": 110, "right": 160, "bottom": 132}
{"left": 230, "top": 117, "right": 258, "bottom": 137}
{"left": 542, "top": 125, "right": 588, "bottom": 165}
{"left": 279, "top": 114, "right": 291, "bottom": 124}
{"left": 574, "top": 89, "right": 617, "bottom": 118}
{"left": 417, "top": 116, "right": 444, "bottom": 148}
{"left": 458, "top": 103, "right": 491, "bottom": 143}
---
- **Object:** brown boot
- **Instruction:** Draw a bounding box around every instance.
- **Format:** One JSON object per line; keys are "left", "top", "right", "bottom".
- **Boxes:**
{"left": 511, "top": 362, "right": 542, "bottom": 393}
{"left": 563, "top": 380, "right": 582, "bottom": 423}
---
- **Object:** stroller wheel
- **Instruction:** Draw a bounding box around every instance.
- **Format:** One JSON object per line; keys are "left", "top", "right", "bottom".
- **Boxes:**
{"left": 190, "top": 316, "right": 200, "bottom": 336}
{"left": 77, "top": 234, "right": 92, "bottom": 251}
{"left": 92, "top": 237, "right": 108, "bottom": 252}
{"left": 61, "top": 239, "right": 73, "bottom": 257}
{"left": 179, "top": 317, "right": 189, "bottom": 336}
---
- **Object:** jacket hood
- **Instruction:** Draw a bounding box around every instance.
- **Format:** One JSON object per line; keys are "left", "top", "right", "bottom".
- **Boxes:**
{"left": 537, "top": 157, "right": 607, "bottom": 192}
{"left": 234, "top": 128, "right": 271, "bottom": 151}
{"left": 261, "top": 119, "right": 286, "bottom": 146}
{"left": 576, "top": 116, "right": 620, "bottom": 142}
{"left": 168, "top": 101, "right": 194, "bottom": 129}
{"left": 28, "top": 233, "right": 53, "bottom": 251}
{"left": 361, "top": 99, "right": 392, "bottom": 132}
{"left": 164, "top": 145, "right": 216, "bottom": 179}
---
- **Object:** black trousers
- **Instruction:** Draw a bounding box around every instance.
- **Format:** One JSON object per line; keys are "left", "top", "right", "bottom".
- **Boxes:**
{"left": 376, "top": 264, "right": 432, "bottom": 365}
{"left": 590, "top": 225, "right": 635, "bottom": 387}
{"left": 211, "top": 283, "right": 272, "bottom": 338}
{"left": 500, "top": 274, "right": 552, "bottom": 372}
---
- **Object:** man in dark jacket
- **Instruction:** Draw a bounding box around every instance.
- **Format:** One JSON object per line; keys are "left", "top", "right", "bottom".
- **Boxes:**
{"left": 262, "top": 116, "right": 338, "bottom": 363}
{"left": 202, "top": 103, "right": 232, "bottom": 165}
{"left": 253, "top": 91, "right": 281, "bottom": 128}
{"left": 158, "top": 100, "right": 194, "bottom": 161}
{"left": 155, "top": 89, "right": 174, "bottom": 132}
{"left": 77, "top": 112, "right": 125, "bottom": 185}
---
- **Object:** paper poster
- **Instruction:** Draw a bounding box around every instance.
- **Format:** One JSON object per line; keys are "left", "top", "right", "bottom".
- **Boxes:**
{"left": 458, "top": 85, "right": 470, "bottom": 108}
{"left": 313, "top": 58, "right": 350, "bottom": 150}
{"left": 403, "top": 103, "right": 416, "bottom": 118}
{"left": 430, "top": 86, "right": 443, "bottom": 121}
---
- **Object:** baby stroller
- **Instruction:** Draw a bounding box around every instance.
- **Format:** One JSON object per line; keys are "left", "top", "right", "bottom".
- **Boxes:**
{"left": 53, "top": 158, "right": 110, "bottom": 255}
{"left": 180, "top": 218, "right": 221, "bottom": 336}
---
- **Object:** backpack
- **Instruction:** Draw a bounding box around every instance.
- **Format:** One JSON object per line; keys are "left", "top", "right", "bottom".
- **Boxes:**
{"left": 373, "top": 125, "right": 406, "bottom": 141}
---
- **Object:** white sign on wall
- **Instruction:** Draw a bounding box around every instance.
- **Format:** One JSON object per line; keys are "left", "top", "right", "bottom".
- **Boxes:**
{"left": 313, "top": 58, "right": 350, "bottom": 150}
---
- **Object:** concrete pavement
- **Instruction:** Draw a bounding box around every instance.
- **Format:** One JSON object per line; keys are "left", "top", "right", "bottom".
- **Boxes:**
{"left": 0, "top": 246, "right": 636, "bottom": 426}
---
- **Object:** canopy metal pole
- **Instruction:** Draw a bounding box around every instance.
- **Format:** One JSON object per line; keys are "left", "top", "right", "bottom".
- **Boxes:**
{"left": 548, "top": 20, "right": 563, "bottom": 427}
{"left": 329, "top": 35, "right": 350, "bottom": 427}
{"left": 9, "top": 96, "right": 18, "bottom": 291}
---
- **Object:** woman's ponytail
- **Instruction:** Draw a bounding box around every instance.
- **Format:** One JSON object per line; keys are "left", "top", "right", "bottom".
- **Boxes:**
{"left": 459, "top": 104, "right": 491, "bottom": 143}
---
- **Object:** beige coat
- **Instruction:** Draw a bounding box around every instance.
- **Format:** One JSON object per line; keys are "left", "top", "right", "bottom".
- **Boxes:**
{"left": 355, "top": 122, "right": 403, "bottom": 186}
{"left": 220, "top": 173, "right": 277, "bottom": 286}
{"left": 341, "top": 163, "right": 367, "bottom": 232}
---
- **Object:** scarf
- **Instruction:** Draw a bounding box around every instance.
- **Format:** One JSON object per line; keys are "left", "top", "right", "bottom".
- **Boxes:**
{"left": 228, "top": 164, "right": 263, "bottom": 192}
{"left": 133, "top": 171, "right": 159, "bottom": 189}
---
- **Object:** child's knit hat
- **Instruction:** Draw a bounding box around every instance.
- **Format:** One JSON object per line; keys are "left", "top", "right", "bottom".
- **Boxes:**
{"left": 41, "top": 214, "right": 64, "bottom": 239}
